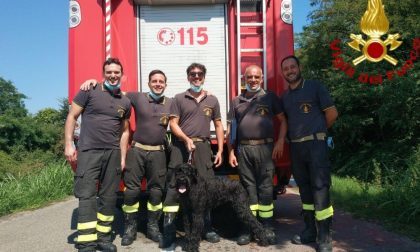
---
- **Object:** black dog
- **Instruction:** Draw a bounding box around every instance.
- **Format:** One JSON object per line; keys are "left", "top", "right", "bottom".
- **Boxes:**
{"left": 174, "top": 163, "right": 276, "bottom": 252}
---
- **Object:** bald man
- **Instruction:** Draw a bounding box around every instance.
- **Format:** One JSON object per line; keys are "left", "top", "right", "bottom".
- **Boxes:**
{"left": 226, "top": 65, "right": 287, "bottom": 245}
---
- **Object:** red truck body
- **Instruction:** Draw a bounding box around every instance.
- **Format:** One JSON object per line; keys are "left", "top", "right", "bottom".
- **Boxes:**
{"left": 68, "top": 0, "right": 294, "bottom": 189}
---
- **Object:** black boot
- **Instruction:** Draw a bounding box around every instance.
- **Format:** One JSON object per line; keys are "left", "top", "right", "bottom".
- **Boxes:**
{"left": 203, "top": 210, "right": 220, "bottom": 243}
{"left": 97, "top": 228, "right": 117, "bottom": 252}
{"left": 259, "top": 217, "right": 276, "bottom": 245}
{"left": 159, "top": 212, "right": 176, "bottom": 248}
{"left": 236, "top": 223, "right": 251, "bottom": 245}
{"left": 317, "top": 217, "right": 332, "bottom": 252}
{"left": 292, "top": 210, "right": 317, "bottom": 244}
{"left": 121, "top": 212, "right": 138, "bottom": 246}
{"left": 147, "top": 210, "right": 163, "bottom": 242}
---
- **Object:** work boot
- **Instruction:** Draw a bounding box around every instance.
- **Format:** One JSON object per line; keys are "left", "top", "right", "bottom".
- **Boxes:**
{"left": 121, "top": 212, "right": 138, "bottom": 246}
{"left": 260, "top": 217, "right": 276, "bottom": 244}
{"left": 147, "top": 210, "right": 163, "bottom": 242}
{"left": 96, "top": 241, "right": 117, "bottom": 252}
{"left": 236, "top": 223, "right": 251, "bottom": 245}
{"left": 317, "top": 217, "right": 333, "bottom": 252}
{"left": 292, "top": 210, "right": 317, "bottom": 244}
{"left": 203, "top": 210, "right": 220, "bottom": 243}
{"left": 97, "top": 229, "right": 117, "bottom": 252}
{"left": 159, "top": 212, "right": 177, "bottom": 248}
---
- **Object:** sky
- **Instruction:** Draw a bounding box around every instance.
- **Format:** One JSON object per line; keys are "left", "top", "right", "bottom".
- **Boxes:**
{"left": 0, "top": 1, "right": 311, "bottom": 114}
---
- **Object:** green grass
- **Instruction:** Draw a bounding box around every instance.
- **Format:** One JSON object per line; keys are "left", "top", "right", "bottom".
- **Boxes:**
{"left": 331, "top": 175, "right": 420, "bottom": 242}
{"left": 0, "top": 161, "right": 73, "bottom": 217}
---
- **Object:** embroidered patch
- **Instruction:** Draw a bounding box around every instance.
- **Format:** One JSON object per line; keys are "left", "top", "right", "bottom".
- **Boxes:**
{"left": 299, "top": 103, "right": 312, "bottom": 113}
{"left": 203, "top": 106, "right": 213, "bottom": 117}
{"left": 256, "top": 105, "right": 269, "bottom": 116}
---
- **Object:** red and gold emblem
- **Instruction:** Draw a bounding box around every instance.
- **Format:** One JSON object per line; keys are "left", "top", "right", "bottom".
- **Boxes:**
{"left": 347, "top": 0, "right": 402, "bottom": 65}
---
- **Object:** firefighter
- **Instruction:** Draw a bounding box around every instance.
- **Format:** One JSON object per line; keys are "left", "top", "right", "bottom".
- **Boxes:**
{"left": 65, "top": 58, "right": 131, "bottom": 252}
{"left": 80, "top": 70, "right": 172, "bottom": 246}
{"left": 280, "top": 55, "right": 338, "bottom": 252}
{"left": 226, "top": 65, "right": 287, "bottom": 245}
{"left": 160, "top": 63, "right": 224, "bottom": 248}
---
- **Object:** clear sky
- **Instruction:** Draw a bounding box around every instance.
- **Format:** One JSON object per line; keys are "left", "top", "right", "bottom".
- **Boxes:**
{"left": 0, "top": 1, "right": 311, "bottom": 114}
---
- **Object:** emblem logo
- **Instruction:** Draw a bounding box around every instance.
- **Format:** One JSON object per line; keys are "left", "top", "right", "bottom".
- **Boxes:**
{"left": 117, "top": 106, "right": 125, "bottom": 118}
{"left": 160, "top": 114, "right": 169, "bottom": 126}
{"left": 203, "top": 107, "right": 213, "bottom": 117}
{"left": 157, "top": 28, "right": 175, "bottom": 46}
{"left": 347, "top": 0, "right": 402, "bottom": 65}
{"left": 299, "top": 103, "right": 312, "bottom": 114}
{"left": 256, "top": 105, "right": 269, "bottom": 116}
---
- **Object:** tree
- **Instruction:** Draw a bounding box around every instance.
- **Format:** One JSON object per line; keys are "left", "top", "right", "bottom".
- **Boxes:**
{"left": 0, "top": 77, "right": 28, "bottom": 117}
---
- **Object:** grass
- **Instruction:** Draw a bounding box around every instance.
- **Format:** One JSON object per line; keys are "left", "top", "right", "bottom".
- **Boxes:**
{"left": 0, "top": 161, "right": 73, "bottom": 217}
{"left": 331, "top": 175, "right": 420, "bottom": 242}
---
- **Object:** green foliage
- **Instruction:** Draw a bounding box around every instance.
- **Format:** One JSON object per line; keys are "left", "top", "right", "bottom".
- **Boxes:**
{"left": 297, "top": 0, "right": 420, "bottom": 182}
{"left": 300, "top": 0, "right": 420, "bottom": 240}
{"left": 0, "top": 162, "right": 73, "bottom": 217}
{"left": 0, "top": 77, "right": 28, "bottom": 117}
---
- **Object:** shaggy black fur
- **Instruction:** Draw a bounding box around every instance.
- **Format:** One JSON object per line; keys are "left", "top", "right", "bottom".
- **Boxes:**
{"left": 174, "top": 163, "right": 275, "bottom": 252}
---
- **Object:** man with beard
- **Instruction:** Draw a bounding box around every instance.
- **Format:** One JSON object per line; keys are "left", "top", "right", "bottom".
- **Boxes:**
{"left": 65, "top": 58, "right": 131, "bottom": 252}
{"left": 280, "top": 55, "right": 338, "bottom": 252}
{"left": 160, "top": 62, "right": 224, "bottom": 248}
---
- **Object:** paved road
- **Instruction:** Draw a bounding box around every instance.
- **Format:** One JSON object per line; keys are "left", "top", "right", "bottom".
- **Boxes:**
{"left": 0, "top": 189, "right": 419, "bottom": 252}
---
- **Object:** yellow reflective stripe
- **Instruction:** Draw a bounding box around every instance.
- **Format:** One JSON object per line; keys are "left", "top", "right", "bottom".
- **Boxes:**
{"left": 163, "top": 205, "right": 179, "bottom": 213}
{"left": 77, "top": 221, "right": 97, "bottom": 230}
{"left": 258, "top": 203, "right": 274, "bottom": 211}
{"left": 259, "top": 211, "right": 273, "bottom": 218}
{"left": 250, "top": 204, "right": 259, "bottom": 211}
{"left": 315, "top": 206, "right": 334, "bottom": 220}
{"left": 122, "top": 202, "right": 140, "bottom": 213}
{"left": 251, "top": 210, "right": 257, "bottom": 217}
{"left": 303, "top": 204, "right": 315, "bottom": 211}
{"left": 96, "top": 224, "right": 112, "bottom": 233}
{"left": 147, "top": 202, "right": 163, "bottom": 211}
{"left": 97, "top": 212, "right": 114, "bottom": 222}
{"left": 77, "top": 233, "right": 97, "bottom": 242}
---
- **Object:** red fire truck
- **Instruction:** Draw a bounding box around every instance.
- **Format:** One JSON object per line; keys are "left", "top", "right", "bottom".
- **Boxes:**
{"left": 68, "top": 0, "right": 293, "bottom": 190}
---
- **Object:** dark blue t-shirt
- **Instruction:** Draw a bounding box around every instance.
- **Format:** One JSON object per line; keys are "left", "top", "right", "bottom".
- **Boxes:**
{"left": 280, "top": 80, "right": 334, "bottom": 140}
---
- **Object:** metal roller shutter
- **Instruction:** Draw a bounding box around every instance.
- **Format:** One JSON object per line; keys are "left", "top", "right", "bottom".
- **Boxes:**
{"left": 138, "top": 4, "right": 228, "bottom": 130}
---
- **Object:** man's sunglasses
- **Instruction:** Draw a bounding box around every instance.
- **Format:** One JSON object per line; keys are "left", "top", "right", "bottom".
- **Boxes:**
{"left": 189, "top": 72, "right": 204, "bottom": 78}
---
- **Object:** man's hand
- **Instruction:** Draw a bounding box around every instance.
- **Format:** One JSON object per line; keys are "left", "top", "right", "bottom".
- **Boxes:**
{"left": 80, "top": 79, "right": 98, "bottom": 91}
{"left": 229, "top": 150, "right": 238, "bottom": 167}
{"left": 65, "top": 145, "right": 77, "bottom": 163}
{"left": 214, "top": 151, "right": 223, "bottom": 167}
{"left": 272, "top": 140, "right": 284, "bottom": 160}
{"left": 185, "top": 138, "right": 196, "bottom": 152}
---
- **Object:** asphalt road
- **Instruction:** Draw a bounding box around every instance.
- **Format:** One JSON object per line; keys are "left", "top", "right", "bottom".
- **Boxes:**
{"left": 0, "top": 189, "right": 419, "bottom": 252}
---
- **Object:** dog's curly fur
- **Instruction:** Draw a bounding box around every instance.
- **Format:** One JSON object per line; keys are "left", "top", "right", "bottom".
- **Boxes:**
{"left": 174, "top": 163, "right": 275, "bottom": 252}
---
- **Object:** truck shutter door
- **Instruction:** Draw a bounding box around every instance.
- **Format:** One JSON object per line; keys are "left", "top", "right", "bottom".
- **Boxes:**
{"left": 138, "top": 4, "right": 228, "bottom": 129}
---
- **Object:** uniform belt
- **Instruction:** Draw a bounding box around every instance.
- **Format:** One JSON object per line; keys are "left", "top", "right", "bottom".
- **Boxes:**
{"left": 290, "top": 133, "right": 327, "bottom": 143}
{"left": 240, "top": 138, "right": 273, "bottom": 145}
{"left": 133, "top": 142, "right": 164, "bottom": 151}
{"left": 190, "top": 137, "right": 206, "bottom": 142}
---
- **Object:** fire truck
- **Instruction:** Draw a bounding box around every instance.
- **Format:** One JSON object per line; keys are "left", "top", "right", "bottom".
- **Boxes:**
{"left": 68, "top": 0, "right": 293, "bottom": 190}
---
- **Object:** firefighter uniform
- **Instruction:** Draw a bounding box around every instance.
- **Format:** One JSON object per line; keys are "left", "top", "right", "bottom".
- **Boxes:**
{"left": 281, "top": 80, "right": 335, "bottom": 248}
{"left": 161, "top": 90, "right": 222, "bottom": 247}
{"left": 121, "top": 92, "right": 172, "bottom": 245}
{"left": 73, "top": 85, "right": 131, "bottom": 252}
{"left": 227, "top": 89, "right": 282, "bottom": 222}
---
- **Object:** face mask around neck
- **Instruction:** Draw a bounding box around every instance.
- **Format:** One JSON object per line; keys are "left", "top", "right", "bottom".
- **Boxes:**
{"left": 190, "top": 84, "right": 203, "bottom": 93}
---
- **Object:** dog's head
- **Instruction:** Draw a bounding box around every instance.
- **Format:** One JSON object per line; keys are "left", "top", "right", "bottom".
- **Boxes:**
{"left": 174, "top": 163, "right": 198, "bottom": 194}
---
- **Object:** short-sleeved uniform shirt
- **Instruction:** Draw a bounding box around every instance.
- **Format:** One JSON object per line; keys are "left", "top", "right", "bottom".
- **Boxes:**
{"left": 280, "top": 80, "right": 335, "bottom": 140}
{"left": 73, "top": 85, "right": 131, "bottom": 151}
{"left": 170, "top": 90, "right": 221, "bottom": 139}
{"left": 227, "top": 89, "right": 283, "bottom": 141}
{"left": 125, "top": 92, "right": 172, "bottom": 145}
